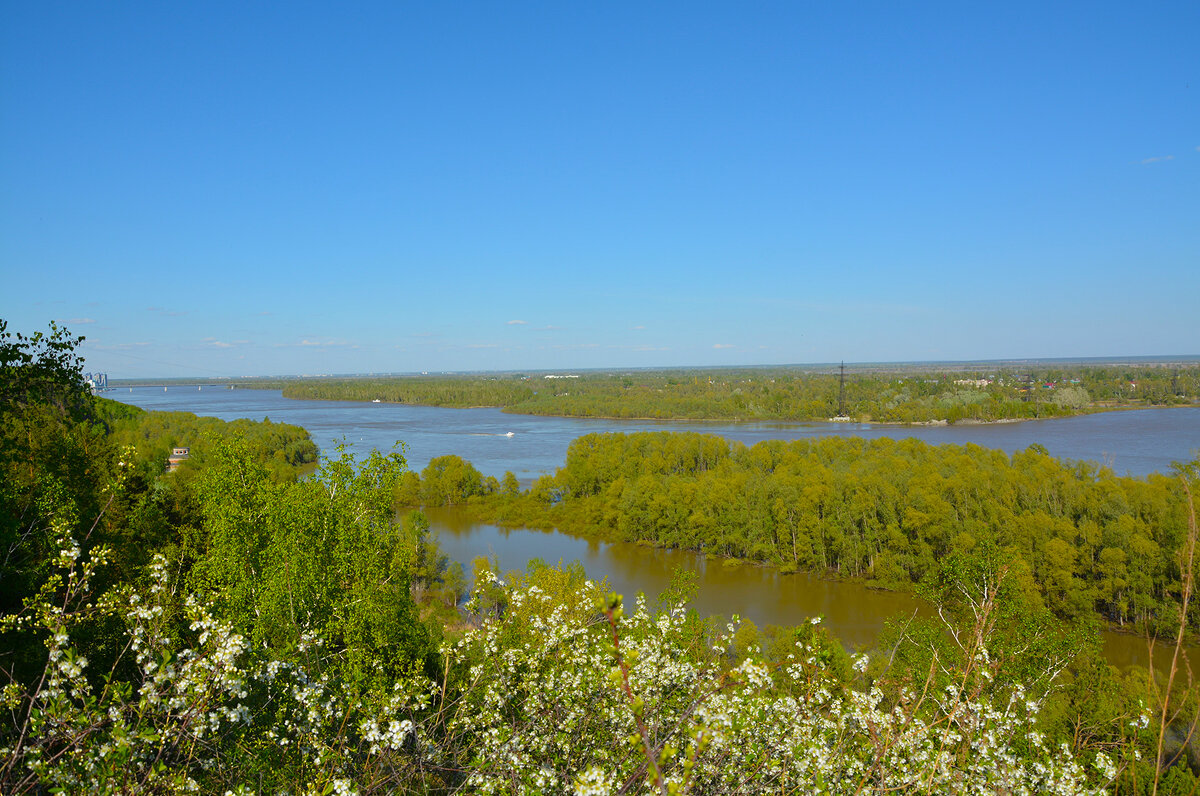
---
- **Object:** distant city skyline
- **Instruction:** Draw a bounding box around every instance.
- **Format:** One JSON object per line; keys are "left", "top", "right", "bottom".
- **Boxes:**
{"left": 3, "top": 2, "right": 1197, "bottom": 378}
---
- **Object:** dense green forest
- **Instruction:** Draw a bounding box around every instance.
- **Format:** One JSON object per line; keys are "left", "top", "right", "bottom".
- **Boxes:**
{"left": 235, "top": 362, "right": 1200, "bottom": 423}
{"left": 97, "top": 398, "right": 319, "bottom": 480}
{"left": 5, "top": 319, "right": 1200, "bottom": 793}
{"left": 403, "top": 432, "right": 1200, "bottom": 636}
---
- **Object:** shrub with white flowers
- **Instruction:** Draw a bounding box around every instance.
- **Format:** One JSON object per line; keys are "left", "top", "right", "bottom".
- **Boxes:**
{"left": 0, "top": 531, "right": 1127, "bottom": 794}
{"left": 432, "top": 570, "right": 1114, "bottom": 795}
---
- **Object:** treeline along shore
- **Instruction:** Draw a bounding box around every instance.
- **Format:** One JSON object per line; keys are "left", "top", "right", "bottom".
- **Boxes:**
{"left": 218, "top": 361, "right": 1200, "bottom": 424}
{"left": 402, "top": 431, "right": 1200, "bottom": 639}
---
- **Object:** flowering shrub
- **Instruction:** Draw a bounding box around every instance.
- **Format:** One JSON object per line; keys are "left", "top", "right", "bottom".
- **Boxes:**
{"left": 0, "top": 531, "right": 1126, "bottom": 794}
{"left": 440, "top": 569, "right": 1115, "bottom": 795}
{"left": 0, "top": 531, "right": 444, "bottom": 794}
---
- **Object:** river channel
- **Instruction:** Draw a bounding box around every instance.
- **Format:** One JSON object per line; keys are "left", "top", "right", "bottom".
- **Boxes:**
{"left": 115, "top": 387, "right": 1200, "bottom": 670}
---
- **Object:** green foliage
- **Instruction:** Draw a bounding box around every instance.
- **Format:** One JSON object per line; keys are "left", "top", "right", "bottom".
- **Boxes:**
{"left": 97, "top": 400, "right": 318, "bottom": 482}
{"left": 4, "top": 318, "right": 1197, "bottom": 791}
{"left": 425, "top": 431, "right": 1200, "bottom": 636}
{"left": 237, "top": 362, "right": 1200, "bottom": 422}
{"left": 419, "top": 454, "right": 493, "bottom": 506}
{"left": 189, "top": 441, "right": 436, "bottom": 688}
{"left": 0, "top": 319, "right": 92, "bottom": 425}
{"left": 0, "top": 320, "right": 114, "bottom": 637}
{"left": 0, "top": 449, "right": 1190, "bottom": 793}
{"left": 276, "top": 375, "right": 535, "bottom": 407}
{"left": 761, "top": 617, "right": 852, "bottom": 679}
{"left": 0, "top": 320, "right": 328, "bottom": 693}
{"left": 886, "top": 542, "right": 1088, "bottom": 701}
{"left": 3, "top": 536, "right": 1126, "bottom": 794}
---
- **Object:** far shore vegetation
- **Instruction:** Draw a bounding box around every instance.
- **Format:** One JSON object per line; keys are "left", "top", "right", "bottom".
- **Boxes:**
{"left": 116, "top": 361, "right": 1200, "bottom": 424}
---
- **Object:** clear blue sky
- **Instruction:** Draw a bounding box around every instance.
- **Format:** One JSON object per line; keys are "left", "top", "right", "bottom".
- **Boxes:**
{"left": 2, "top": 2, "right": 1197, "bottom": 377}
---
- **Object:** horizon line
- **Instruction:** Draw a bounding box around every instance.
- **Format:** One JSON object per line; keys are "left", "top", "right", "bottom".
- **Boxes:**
{"left": 104, "top": 354, "right": 1200, "bottom": 383}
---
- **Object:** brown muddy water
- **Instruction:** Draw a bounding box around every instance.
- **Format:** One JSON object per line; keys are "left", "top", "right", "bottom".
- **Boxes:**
{"left": 426, "top": 506, "right": 1196, "bottom": 674}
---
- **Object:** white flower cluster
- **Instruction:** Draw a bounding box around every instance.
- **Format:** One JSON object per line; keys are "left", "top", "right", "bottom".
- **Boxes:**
{"left": 431, "top": 577, "right": 1115, "bottom": 795}
{"left": 10, "top": 551, "right": 263, "bottom": 792}
{"left": 4, "top": 535, "right": 1131, "bottom": 795}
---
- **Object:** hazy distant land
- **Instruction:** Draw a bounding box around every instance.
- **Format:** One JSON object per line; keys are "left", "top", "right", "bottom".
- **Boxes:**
{"left": 112, "top": 359, "right": 1200, "bottom": 425}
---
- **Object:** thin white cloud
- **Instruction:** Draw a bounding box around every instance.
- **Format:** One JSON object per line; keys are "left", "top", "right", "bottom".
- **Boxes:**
{"left": 713, "top": 343, "right": 735, "bottom": 349}
{"left": 1140, "top": 155, "right": 1175, "bottom": 164}
{"left": 756, "top": 297, "right": 926, "bottom": 315}
{"left": 632, "top": 325, "right": 646, "bottom": 330}
{"left": 57, "top": 317, "right": 96, "bottom": 324}
{"left": 506, "top": 319, "right": 528, "bottom": 325}
{"left": 537, "top": 325, "right": 563, "bottom": 331}
{"left": 89, "top": 342, "right": 150, "bottom": 350}
{"left": 633, "top": 345, "right": 669, "bottom": 352}
{"left": 276, "top": 338, "right": 354, "bottom": 348}
{"left": 466, "top": 343, "right": 500, "bottom": 349}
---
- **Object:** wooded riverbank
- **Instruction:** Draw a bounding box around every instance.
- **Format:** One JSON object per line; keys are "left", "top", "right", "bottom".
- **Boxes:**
{"left": 146, "top": 361, "right": 1200, "bottom": 425}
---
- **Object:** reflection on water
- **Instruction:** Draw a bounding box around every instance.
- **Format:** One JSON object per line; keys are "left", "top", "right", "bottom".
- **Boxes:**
{"left": 430, "top": 506, "right": 927, "bottom": 650}
{"left": 428, "top": 507, "right": 1197, "bottom": 673}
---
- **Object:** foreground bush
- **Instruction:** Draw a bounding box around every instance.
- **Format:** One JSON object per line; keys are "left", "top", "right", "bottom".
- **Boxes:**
{"left": 2, "top": 528, "right": 1126, "bottom": 795}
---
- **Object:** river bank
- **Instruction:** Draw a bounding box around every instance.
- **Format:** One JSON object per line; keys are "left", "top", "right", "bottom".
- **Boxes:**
{"left": 280, "top": 388, "right": 1188, "bottom": 428}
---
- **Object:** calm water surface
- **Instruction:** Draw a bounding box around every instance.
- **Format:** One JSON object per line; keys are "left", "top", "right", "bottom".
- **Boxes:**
{"left": 427, "top": 507, "right": 1188, "bottom": 673}
{"left": 424, "top": 506, "right": 928, "bottom": 650}
{"left": 115, "top": 387, "right": 1199, "bottom": 479}
{"left": 114, "top": 387, "right": 1200, "bottom": 669}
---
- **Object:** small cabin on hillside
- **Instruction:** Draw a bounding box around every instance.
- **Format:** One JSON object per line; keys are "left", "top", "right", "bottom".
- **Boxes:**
{"left": 167, "top": 447, "right": 190, "bottom": 473}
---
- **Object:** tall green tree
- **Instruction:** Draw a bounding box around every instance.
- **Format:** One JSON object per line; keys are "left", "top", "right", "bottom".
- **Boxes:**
{"left": 0, "top": 320, "right": 110, "bottom": 617}
{"left": 190, "top": 441, "right": 436, "bottom": 688}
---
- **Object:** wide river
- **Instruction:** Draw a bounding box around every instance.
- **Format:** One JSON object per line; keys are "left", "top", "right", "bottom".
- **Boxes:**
{"left": 115, "top": 386, "right": 1200, "bottom": 670}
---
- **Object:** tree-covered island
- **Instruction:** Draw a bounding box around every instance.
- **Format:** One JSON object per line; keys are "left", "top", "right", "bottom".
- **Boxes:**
{"left": 402, "top": 433, "right": 1200, "bottom": 637}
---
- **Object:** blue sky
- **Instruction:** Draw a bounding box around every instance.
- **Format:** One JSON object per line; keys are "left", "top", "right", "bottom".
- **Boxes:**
{"left": 2, "top": 2, "right": 1197, "bottom": 377}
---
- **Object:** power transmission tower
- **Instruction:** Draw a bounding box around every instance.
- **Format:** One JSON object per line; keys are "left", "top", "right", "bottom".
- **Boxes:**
{"left": 838, "top": 361, "right": 846, "bottom": 417}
